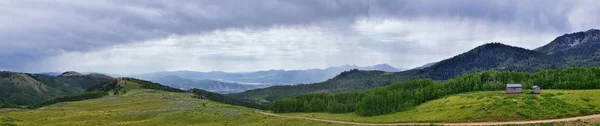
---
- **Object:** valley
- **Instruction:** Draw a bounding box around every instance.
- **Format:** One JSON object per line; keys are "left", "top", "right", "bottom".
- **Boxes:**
{"left": 4, "top": 2, "right": 600, "bottom": 125}
{"left": 132, "top": 64, "right": 404, "bottom": 94}
{"left": 2, "top": 30, "right": 600, "bottom": 125}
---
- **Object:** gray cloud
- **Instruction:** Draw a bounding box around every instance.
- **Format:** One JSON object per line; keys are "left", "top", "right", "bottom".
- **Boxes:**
{"left": 0, "top": 0, "right": 598, "bottom": 73}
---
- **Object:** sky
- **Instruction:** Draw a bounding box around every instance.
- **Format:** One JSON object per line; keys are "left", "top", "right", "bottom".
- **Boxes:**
{"left": 1, "top": 0, "right": 599, "bottom": 74}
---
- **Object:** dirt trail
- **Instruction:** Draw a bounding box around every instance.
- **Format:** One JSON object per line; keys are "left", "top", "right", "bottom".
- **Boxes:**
{"left": 258, "top": 111, "right": 600, "bottom": 126}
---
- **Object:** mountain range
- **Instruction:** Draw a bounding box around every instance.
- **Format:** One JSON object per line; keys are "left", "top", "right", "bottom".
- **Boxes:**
{"left": 4, "top": 29, "right": 599, "bottom": 108}
{"left": 148, "top": 75, "right": 271, "bottom": 94}
{"left": 131, "top": 63, "right": 404, "bottom": 93}
{"left": 228, "top": 29, "right": 600, "bottom": 103}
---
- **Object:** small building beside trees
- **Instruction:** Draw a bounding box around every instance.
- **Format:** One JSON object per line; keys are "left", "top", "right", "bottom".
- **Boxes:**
{"left": 506, "top": 84, "right": 523, "bottom": 94}
{"left": 532, "top": 86, "right": 541, "bottom": 94}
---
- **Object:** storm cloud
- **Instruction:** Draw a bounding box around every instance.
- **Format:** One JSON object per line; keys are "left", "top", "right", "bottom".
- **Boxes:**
{"left": 1, "top": 0, "right": 599, "bottom": 74}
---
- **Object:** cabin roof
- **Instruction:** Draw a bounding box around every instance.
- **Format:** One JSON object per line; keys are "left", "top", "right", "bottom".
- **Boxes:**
{"left": 506, "top": 84, "right": 522, "bottom": 88}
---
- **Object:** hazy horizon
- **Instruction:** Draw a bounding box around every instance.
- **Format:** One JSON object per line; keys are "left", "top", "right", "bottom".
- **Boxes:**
{"left": 32, "top": 63, "right": 405, "bottom": 76}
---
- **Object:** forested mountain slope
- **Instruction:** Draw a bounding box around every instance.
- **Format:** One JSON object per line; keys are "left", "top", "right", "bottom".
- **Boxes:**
{"left": 536, "top": 29, "right": 600, "bottom": 67}
{"left": 0, "top": 71, "right": 112, "bottom": 106}
{"left": 536, "top": 29, "right": 600, "bottom": 55}
{"left": 421, "top": 43, "right": 554, "bottom": 80}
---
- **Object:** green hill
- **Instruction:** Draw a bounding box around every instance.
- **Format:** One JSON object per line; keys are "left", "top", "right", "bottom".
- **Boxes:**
{"left": 26, "top": 77, "right": 185, "bottom": 109}
{"left": 29, "top": 77, "right": 264, "bottom": 110}
{"left": 284, "top": 90, "right": 600, "bottom": 123}
{"left": 0, "top": 89, "right": 342, "bottom": 126}
{"left": 87, "top": 77, "right": 185, "bottom": 94}
{"left": 0, "top": 71, "right": 113, "bottom": 106}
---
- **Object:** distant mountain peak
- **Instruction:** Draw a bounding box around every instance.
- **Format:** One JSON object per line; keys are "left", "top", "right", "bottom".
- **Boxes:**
{"left": 59, "top": 71, "right": 83, "bottom": 77}
{"left": 339, "top": 64, "right": 359, "bottom": 68}
{"left": 372, "top": 63, "right": 392, "bottom": 67}
{"left": 368, "top": 63, "right": 400, "bottom": 71}
{"left": 586, "top": 29, "right": 600, "bottom": 33}
{"left": 334, "top": 63, "right": 401, "bottom": 72}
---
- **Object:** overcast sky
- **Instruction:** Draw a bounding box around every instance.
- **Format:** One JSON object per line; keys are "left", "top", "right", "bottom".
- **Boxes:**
{"left": 1, "top": 0, "right": 599, "bottom": 74}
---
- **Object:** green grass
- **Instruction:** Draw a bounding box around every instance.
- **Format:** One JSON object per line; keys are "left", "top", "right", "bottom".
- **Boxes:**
{"left": 0, "top": 89, "right": 344, "bottom": 126}
{"left": 284, "top": 90, "right": 600, "bottom": 123}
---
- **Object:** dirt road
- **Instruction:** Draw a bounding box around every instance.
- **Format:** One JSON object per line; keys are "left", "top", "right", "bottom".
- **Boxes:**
{"left": 258, "top": 111, "right": 600, "bottom": 126}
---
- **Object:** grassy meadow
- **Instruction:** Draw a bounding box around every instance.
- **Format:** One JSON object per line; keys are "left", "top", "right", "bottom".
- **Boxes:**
{"left": 3, "top": 87, "right": 600, "bottom": 125}
{"left": 284, "top": 90, "right": 600, "bottom": 123}
{"left": 0, "top": 89, "right": 343, "bottom": 126}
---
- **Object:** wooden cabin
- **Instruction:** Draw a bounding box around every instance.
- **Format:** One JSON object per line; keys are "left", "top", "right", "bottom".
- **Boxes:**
{"left": 506, "top": 84, "right": 523, "bottom": 94}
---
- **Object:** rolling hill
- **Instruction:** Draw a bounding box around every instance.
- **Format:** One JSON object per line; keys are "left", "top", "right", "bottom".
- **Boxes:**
{"left": 228, "top": 29, "right": 600, "bottom": 103}
{"left": 0, "top": 89, "right": 342, "bottom": 126}
{"left": 83, "top": 77, "right": 266, "bottom": 109}
{"left": 0, "top": 71, "right": 113, "bottom": 106}
{"left": 0, "top": 77, "right": 323, "bottom": 125}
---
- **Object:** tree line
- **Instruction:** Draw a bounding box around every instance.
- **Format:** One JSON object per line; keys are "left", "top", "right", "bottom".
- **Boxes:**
{"left": 190, "top": 88, "right": 267, "bottom": 109}
{"left": 28, "top": 91, "right": 107, "bottom": 109}
{"left": 270, "top": 67, "right": 600, "bottom": 116}
{"left": 0, "top": 101, "right": 19, "bottom": 108}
